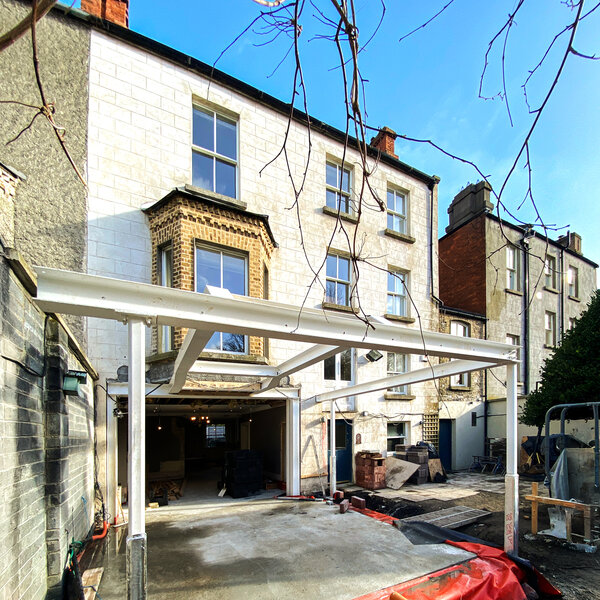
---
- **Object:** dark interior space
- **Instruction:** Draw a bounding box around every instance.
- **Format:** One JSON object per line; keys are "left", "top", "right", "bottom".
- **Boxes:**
{"left": 117, "top": 404, "right": 286, "bottom": 501}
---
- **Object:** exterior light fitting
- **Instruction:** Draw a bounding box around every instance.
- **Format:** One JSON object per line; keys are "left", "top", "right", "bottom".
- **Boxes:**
{"left": 63, "top": 370, "right": 88, "bottom": 397}
{"left": 365, "top": 350, "right": 383, "bottom": 362}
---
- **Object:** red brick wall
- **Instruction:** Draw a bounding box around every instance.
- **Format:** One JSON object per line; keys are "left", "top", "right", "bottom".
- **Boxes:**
{"left": 439, "top": 215, "right": 487, "bottom": 315}
{"left": 81, "top": 0, "right": 128, "bottom": 27}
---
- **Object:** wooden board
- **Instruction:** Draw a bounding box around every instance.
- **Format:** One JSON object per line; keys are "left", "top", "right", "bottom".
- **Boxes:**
{"left": 386, "top": 457, "right": 420, "bottom": 489}
{"left": 82, "top": 567, "right": 103, "bottom": 600}
{"left": 401, "top": 506, "right": 491, "bottom": 529}
{"left": 428, "top": 458, "right": 445, "bottom": 482}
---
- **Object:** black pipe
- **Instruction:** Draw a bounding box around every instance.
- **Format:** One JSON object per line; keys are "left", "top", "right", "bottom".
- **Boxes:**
{"left": 519, "top": 232, "right": 530, "bottom": 394}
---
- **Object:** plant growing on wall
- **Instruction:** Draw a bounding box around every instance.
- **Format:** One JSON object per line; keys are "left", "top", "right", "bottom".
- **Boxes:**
{"left": 521, "top": 289, "right": 600, "bottom": 428}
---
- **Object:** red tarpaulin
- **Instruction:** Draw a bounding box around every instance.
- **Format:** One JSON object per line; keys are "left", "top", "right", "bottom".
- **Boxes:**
{"left": 351, "top": 509, "right": 561, "bottom": 600}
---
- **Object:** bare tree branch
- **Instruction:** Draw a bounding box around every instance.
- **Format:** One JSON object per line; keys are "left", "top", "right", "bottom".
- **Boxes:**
{"left": 0, "top": 0, "right": 56, "bottom": 52}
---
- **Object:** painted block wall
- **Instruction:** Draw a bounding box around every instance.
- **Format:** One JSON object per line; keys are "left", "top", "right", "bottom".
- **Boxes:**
{"left": 0, "top": 261, "right": 95, "bottom": 600}
{"left": 86, "top": 30, "right": 440, "bottom": 484}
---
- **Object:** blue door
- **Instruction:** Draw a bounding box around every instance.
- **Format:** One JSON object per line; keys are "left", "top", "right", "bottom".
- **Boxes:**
{"left": 439, "top": 419, "right": 452, "bottom": 472}
{"left": 328, "top": 419, "right": 353, "bottom": 483}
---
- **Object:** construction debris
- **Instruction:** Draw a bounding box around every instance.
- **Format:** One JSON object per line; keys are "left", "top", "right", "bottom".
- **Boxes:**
{"left": 356, "top": 452, "right": 386, "bottom": 490}
{"left": 385, "top": 457, "right": 419, "bottom": 490}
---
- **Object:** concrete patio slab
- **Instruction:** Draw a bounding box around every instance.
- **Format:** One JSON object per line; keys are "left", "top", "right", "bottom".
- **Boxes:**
{"left": 96, "top": 494, "right": 474, "bottom": 599}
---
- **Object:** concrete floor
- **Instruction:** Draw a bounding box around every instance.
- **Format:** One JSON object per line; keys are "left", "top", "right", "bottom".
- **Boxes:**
{"left": 96, "top": 477, "right": 474, "bottom": 599}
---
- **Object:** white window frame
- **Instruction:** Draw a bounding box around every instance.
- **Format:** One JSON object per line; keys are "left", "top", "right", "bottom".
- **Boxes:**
{"left": 567, "top": 265, "right": 579, "bottom": 298}
{"left": 194, "top": 243, "right": 248, "bottom": 353}
{"left": 158, "top": 243, "right": 173, "bottom": 353}
{"left": 387, "top": 269, "right": 409, "bottom": 317}
{"left": 506, "top": 334, "right": 522, "bottom": 383}
{"left": 325, "top": 160, "right": 352, "bottom": 214}
{"left": 325, "top": 252, "right": 351, "bottom": 307}
{"left": 324, "top": 348, "right": 354, "bottom": 382}
{"left": 568, "top": 317, "right": 577, "bottom": 330}
{"left": 386, "top": 187, "right": 408, "bottom": 235}
{"left": 387, "top": 421, "right": 409, "bottom": 453}
{"left": 387, "top": 352, "right": 409, "bottom": 395}
{"left": 450, "top": 320, "right": 470, "bottom": 387}
{"left": 544, "top": 254, "right": 557, "bottom": 289}
{"left": 545, "top": 311, "right": 556, "bottom": 347}
{"left": 506, "top": 245, "right": 520, "bottom": 291}
{"left": 192, "top": 105, "right": 239, "bottom": 199}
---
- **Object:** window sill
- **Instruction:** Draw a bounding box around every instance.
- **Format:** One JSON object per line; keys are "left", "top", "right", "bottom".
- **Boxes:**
{"left": 543, "top": 344, "right": 556, "bottom": 350}
{"left": 384, "top": 314, "right": 415, "bottom": 324}
{"left": 322, "top": 301, "right": 357, "bottom": 314}
{"left": 183, "top": 183, "right": 247, "bottom": 210}
{"left": 543, "top": 286, "right": 559, "bottom": 295}
{"left": 322, "top": 205, "right": 358, "bottom": 224}
{"left": 505, "top": 288, "right": 523, "bottom": 296}
{"left": 448, "top": 386, "right": 471, "bottom": 392}
{"left": 384, "top": 393, "right": 415, "bottom": 401}
{"left": 384, "top": 228, "right": 415, "bottom": 244}
{"left": 147, "top": 350, "right": 178, "bottom": 363}
{"left": 568, "top": 295, "right": 580, "bottom": 302}
{"left": 199, "top": 352, "right": 269, "bottom": 364}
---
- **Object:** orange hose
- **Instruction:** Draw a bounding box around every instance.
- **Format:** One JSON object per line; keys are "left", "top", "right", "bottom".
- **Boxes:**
{"left": 92, "top": 520, "right": 109, "bottom": 541}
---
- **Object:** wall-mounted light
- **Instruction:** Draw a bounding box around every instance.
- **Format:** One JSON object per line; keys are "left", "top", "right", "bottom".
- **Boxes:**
{"left": 365, "top": 349, "right": 383, "bottom": 362}
{"left": 63, "top": 370, "right": 88, "bottom": 397}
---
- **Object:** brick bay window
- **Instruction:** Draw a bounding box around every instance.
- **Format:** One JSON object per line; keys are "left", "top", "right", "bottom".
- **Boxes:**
{"left": 192, "top": 105, "right": 237, "bottom": 199}
{"left": 325, "top": 161, "right": 352, "bottom": 215}
{"left": 145, "top": 187, "right": 276, "bottom": 359}
{"left": 158, "top": 243, "right": 174, "bottom": 353}
{"left": 196, "top": 244, "right": 247, "bottom": 353}
{"left": 386, "top": 269, "right": 410, "bottom": 320}
{"left": 325, "top": 252, "right": 351, "bottom": 308}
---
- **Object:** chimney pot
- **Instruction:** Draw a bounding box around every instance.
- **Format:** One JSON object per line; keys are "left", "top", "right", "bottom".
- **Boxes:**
{"left": 81, "top": 0, "right": 129, "bottom": 28}
{"left": 370, "top": 127, "right": 398, "bottom": 159}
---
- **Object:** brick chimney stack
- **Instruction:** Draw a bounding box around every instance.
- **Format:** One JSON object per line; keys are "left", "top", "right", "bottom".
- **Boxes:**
{"left": 557, "top": 231, "right": 582, "bottom": 254}
{"left": 81, "top": 0, "right": 129, "bottom": 28}
{"left": 370, "top": 127, "right": 398, "bottom": 159}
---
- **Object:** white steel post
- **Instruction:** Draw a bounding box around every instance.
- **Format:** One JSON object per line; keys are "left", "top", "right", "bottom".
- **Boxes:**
{"left": 286, "top": 398, "right": 301, "bottom": 496}
{"left": 127, "top": 318, "right": 147, "bottom": 599}
{"left": 330, "top": 401, "right": 336, "bottom": 496}
{"left": 504, "top": 362, "right": 519, "bottom": 555}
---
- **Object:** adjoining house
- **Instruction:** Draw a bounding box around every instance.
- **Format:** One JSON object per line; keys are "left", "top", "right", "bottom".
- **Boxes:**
{"left": 439, "top": 181, "right": 598, "bottom": 456}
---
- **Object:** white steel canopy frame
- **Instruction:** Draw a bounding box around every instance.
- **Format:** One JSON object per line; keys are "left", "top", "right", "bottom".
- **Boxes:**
{"left": 32, "top": 267, "right": 521, "bottom": 597}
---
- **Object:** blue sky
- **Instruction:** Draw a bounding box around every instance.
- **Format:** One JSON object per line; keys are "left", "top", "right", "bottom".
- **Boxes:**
{"left": 97, "top": 1, "right": 600, "bottom": 266}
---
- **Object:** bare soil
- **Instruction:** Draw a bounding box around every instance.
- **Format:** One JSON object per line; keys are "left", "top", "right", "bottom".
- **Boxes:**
{"left": 353, "top": 487, "right": 600, "bottom": 599}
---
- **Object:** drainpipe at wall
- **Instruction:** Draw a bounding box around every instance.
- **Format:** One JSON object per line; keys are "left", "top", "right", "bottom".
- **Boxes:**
{"left": 483, "top": 318, "right": 489, "bottom": 455}
{"left": 428, "top": 178, "right": 442, "bottom": 307}
{"left": 519, "top": 230, "right": 531, "bottom": 395}
{"left": 559, "top": 234, "right": 569, "bottom": 341}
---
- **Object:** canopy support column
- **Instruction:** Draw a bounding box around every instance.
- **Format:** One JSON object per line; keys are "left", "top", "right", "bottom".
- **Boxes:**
{"left": 127, "top": 318, "right": 147, "bottom": 599}
{"left": 504, "top": 362, "right": 519, "bottom": 555}
{"left": 286, "top": 398, "right": 301, "bottom": 496}
{"left": 330, "top": 401, "right": 336, "bottom": 496}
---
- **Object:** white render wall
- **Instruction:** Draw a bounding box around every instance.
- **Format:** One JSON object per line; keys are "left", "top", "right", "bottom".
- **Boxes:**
{"left": 86, "top": 31, "right": 439, "bottom": 479}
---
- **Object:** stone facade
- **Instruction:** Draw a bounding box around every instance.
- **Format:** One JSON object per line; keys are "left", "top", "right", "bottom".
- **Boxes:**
{"left": 438, "top": 307, "right": 486, "bottom": 470}
{"left": 83, "top": 27, "right": 440, "bottom": 490}
{"left": 439, "top": 182, "right": 598, "bottom": 445}
{"left": 0, "top": 258, "right": 96, "bottom": 600}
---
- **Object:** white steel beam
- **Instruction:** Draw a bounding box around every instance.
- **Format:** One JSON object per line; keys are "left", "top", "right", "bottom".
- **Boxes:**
{"left": 505, "top": 362, "right": 519, "bottom": 555}
{"left": 108, "top": 381, "right": 300, "bottom": 400}
{"left": 34, "top": 268, "right": 517, "bottom": 364}
{"left": 126, "top": 318, "right": 147, "bottom": 599}
{"left": 312, "top": 359, "right": 496, "bottom": 403}
{"left": 260, "top": 344, "right": 343, "bottom": 392}
{"left": 189, "top": 361, "right": 278, "bottom": 377}
{"left": 169, "top": 329, "right": 214, "bottom": 393}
